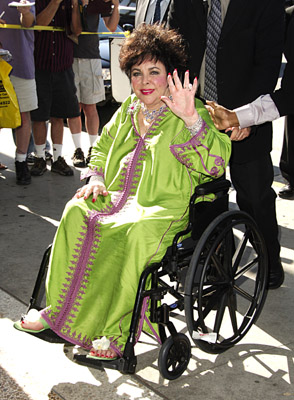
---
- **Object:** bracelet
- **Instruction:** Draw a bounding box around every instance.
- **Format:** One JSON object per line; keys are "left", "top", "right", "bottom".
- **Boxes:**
{"left": 185, "top": 117, "right": 203, "bottom": 136}
{"left": 89, "top": 175, "right": 104, "bottom": 184}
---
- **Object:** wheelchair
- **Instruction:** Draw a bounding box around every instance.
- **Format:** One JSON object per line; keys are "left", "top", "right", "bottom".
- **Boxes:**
{"left": 23, "top": 177, "right": 268, "bottom": 380}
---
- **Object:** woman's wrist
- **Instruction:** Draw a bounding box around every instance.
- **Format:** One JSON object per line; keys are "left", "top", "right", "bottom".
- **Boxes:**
{"left": 182, "top": 111, "right": 199, "bottom": 128}
{"left": 89, "top": 175, "right": 105, "bottom": 185}
{"left": 185, "top": 117, "right": 204, "bottom": 136}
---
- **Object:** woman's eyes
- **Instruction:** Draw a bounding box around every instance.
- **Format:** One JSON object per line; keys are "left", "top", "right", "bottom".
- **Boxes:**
{"left": 131, "top": 70, "right": 160, "bottom": 77}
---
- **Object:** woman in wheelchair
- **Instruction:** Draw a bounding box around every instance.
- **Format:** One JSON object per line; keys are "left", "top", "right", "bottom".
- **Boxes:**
{"left": 14, "top": 24, "right": 231, "bottom": 361}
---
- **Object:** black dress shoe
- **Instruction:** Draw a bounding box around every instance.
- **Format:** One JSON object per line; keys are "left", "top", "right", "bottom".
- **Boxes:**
{"left": 268, "top": 264, "right": 284, "bottom": 290}
{"left": 278, "top": 184, "right": 294, "bottom": 199}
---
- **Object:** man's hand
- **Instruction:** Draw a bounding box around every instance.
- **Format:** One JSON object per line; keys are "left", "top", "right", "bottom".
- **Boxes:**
{"left": 206, "top": 100, "right": 239, "bottom": 130}
{"left": 230, "top": 127, "right": 251, "bottom": 141}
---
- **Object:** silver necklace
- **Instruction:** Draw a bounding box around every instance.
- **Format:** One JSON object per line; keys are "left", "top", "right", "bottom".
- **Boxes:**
{"left": 141, "top": 103, "right": 166, "bottom": 123}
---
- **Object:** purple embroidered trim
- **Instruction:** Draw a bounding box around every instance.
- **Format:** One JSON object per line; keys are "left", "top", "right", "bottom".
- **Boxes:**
{"left": 80, "top": 166, "right": 104, "bottom": 181}
{"left": 135, "top": 297, "right": 161, "bottom": 344}
{"left": 170, "top": 121, "right": 226, "bottom": 177}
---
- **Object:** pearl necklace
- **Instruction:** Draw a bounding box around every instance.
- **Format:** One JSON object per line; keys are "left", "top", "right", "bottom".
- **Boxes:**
{"left": 141, "top": 103, "right": 166, "bottom": 123}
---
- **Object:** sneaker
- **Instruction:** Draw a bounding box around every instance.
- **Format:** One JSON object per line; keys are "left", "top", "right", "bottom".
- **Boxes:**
{"left": 30, "top": 157, "right": 47, "bottom": 176}
{"left": 26, "top": 152, "right": 36, "bottom": 166}
{"left": 51, "top": 156, "right": 74, "bottom": 176}
{"left": 72, "top": 147, "right": 86, "bottom": 168}
{"left": 15, "top": 161, "right": 31, "bottom": 185}
{"left": 86, "top": 146, "right": 93, "bottom": 165}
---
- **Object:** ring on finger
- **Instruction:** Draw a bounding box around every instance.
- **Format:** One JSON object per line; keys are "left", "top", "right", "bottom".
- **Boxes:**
{"left": 184, "top": 83, "right": 192, "bottom": 90}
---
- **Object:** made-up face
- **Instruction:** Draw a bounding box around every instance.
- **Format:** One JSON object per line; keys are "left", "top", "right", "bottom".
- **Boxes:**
{"left": 130, "top": 59, "right": 169, "bottom": 110}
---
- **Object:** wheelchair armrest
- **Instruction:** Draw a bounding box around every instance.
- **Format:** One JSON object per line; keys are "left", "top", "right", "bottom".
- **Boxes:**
{"left": 194, "top": 177, "right": 231, "bottom": 196}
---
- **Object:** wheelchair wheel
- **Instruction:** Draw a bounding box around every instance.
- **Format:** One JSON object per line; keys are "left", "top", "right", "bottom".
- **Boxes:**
{"left": 184, "top": 210, "right": 268, "bottom": 354}
{"left": 158, "top": 333, "right": 191, "bottom": 380}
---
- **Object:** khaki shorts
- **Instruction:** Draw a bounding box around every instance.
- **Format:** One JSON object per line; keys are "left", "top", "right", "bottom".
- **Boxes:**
{"left": 10, "top": 75, "right": 38, "bottom": 113}
{"left": 72, "top": 58, "right": 105, "bottom": 104}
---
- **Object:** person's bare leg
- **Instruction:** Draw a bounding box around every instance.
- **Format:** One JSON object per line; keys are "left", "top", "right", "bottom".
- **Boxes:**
{"left": 50, "top": 117, "right": 64, "bottom": 145}
{"left": 15, "top": 111, "right": 31, "bottom": 155}
{"left": 68, "top": 115, "right": 82, "bottom": 135}
{"left": 32, "top": 120, "right": 48, "bottom": 145}
{"left": 83, "top": 103, "right": 99, "bottom": 137}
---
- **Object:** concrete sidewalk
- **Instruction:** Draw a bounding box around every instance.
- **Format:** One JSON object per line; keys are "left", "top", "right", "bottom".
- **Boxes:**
{"left": 0, "top": 117, "right": 293, "bottom": 400}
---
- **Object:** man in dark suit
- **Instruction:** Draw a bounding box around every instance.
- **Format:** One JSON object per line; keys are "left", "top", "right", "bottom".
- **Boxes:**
{"left": 135, "top": 0, "right": 171, "bottom": 27}
{"left": 276, "top": 7, "right": 294, "bottom": 199}
{"left": 207, "top": 6, "right": 294, "bottom": 202}
{"left": 168, "top": 0, "right": 285, "bottom": 289}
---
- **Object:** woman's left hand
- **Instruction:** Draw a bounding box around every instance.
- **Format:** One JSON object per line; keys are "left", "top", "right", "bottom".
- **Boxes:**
{"left": 73, "top": 182, "right": 109, "bottom": 202}
{"left": 161, "top": 69, "right": 199, "bottom": 127}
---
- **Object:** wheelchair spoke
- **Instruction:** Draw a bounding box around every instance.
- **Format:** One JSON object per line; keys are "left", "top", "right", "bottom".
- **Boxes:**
{"left": 210, "top": 251, "right": 224, "bottom": 277}
{"left": 234, "top": 257, "right": 259, "bottom": 281}
{"left": 233, "top": 283, "right": 254, "bottom": 302}
{"left": 227, "top": 293, "right": 238, "bottom": 334}
{"left": 232, "top": 228, "right": 251, "bottom": 274}
{"left": 213, "top": 292, "right": 227, "bottom": 335}
{"left": 222, "top": 234, "right": 233, "bottom": 279}
{"left": 167, "top": 357, "right": 177, "bottom": 370}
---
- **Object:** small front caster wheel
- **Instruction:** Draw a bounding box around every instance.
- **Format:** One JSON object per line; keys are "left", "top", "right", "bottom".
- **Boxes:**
{"left": 158, "top": 333, "right": 191, "bottom": 380}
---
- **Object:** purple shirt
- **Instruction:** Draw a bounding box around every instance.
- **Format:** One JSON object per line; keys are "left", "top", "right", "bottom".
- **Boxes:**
{"left": 34, "top": 0, "right": 74, "bottom": 72}
{"left": 0, "top": 0, "right": 35, "bottom": 79}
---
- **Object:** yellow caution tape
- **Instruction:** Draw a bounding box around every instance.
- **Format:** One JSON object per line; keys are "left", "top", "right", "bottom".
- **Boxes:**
{"left": 0, "top": 23, "right": 129, "bottom": 35}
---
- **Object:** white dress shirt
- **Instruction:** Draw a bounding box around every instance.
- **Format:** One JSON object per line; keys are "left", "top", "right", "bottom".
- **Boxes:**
{"left": 144, "top": 0, "right": 170, "bottom": 24}
{"left": 235, "top": 94, "right": 280, "bottom": 128}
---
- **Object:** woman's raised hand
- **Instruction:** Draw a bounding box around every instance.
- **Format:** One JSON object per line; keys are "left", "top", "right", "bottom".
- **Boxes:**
{"left": 161, "top": 69, "right": 199, "bottom": 127}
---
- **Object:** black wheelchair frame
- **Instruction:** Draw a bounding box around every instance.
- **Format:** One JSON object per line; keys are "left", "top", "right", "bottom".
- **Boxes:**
{"left": 24, "top": 178, "right": 268, "bottom": 380}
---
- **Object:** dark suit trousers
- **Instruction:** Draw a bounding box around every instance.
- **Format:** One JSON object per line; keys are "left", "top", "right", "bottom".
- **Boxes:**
{"left": 280, "top": 115, "right": 294, "bottom": 186}
{"left": 230, "top": 154, "right": 280, "bottom": 271}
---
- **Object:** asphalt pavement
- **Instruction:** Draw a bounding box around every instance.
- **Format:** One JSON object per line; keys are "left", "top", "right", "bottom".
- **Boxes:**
{"left": 0, "top": 115, "right": 293, "bottom": 400}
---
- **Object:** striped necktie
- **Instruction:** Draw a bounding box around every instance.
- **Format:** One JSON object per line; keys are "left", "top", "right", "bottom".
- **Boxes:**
{"left": 153, "top": 0, "right": 163, "bottom": 23}
{"left": 204, "top": 0, "right": 222, "bottom": 102}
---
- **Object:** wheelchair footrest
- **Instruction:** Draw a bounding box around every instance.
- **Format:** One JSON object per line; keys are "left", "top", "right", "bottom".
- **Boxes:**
{"left": 26, "top": 329, "right": 73, "bottom": 344}
{"left": 73, "top": 354, "right": 137, "bottom": 375}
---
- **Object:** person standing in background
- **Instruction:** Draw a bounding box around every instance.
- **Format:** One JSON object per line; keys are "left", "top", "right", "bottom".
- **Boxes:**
{"left": 135, "top": 0, "right": 171, "bottom": 27}
{"left": 68, "top": 0, "right": 119, "bottom": 168}
{"left": 206, "top": 6, "right": 294, "bottom": 201}
{"left": 30, "top": 0, "right": 82, "bottom": 177}
{"left": 168, "top": 0, "right": 285, "bottom": 289}
{"left": 278, "top": 5, "right": 294, "bottom": 199}
{"left": 0, "top": 0, "right": 37, "bottom": 185}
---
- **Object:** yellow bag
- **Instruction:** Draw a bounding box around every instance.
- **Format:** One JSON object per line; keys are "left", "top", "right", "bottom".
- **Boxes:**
{"left": 0, "top": 58, "right": 21, "bottom": 128}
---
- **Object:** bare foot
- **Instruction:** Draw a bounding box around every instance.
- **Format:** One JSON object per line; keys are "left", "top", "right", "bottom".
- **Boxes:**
{"left": 89, "top": 347, "right": 117, "bottom": 359}
{"left": 21, "top": 319, "right": 45, "bottom": 331}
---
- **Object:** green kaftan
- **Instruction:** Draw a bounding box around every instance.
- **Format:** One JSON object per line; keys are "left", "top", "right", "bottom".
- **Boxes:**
{"left": 40, "top": 95, "right": 231, "bottom": 356}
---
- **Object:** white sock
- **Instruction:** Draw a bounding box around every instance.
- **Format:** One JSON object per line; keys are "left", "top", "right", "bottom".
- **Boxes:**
{"left": 72, "top": 133, "right": 82, "bottom": 149}
{"left": 35, "top": 144, "right": 46, "bottom": 159}
{"left": 53, "top": 144, "right": 63, "bottom": 161}
{"left": 89, "top": 134, "right": 98, "bottom": 147}
{"left": 15, "top": 152, "right": 27, "bottom": 162}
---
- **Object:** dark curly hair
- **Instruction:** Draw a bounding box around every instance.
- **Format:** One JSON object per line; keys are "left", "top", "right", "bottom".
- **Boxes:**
{"left": 119, "top": 23, "right": 188, "bottom": 78}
